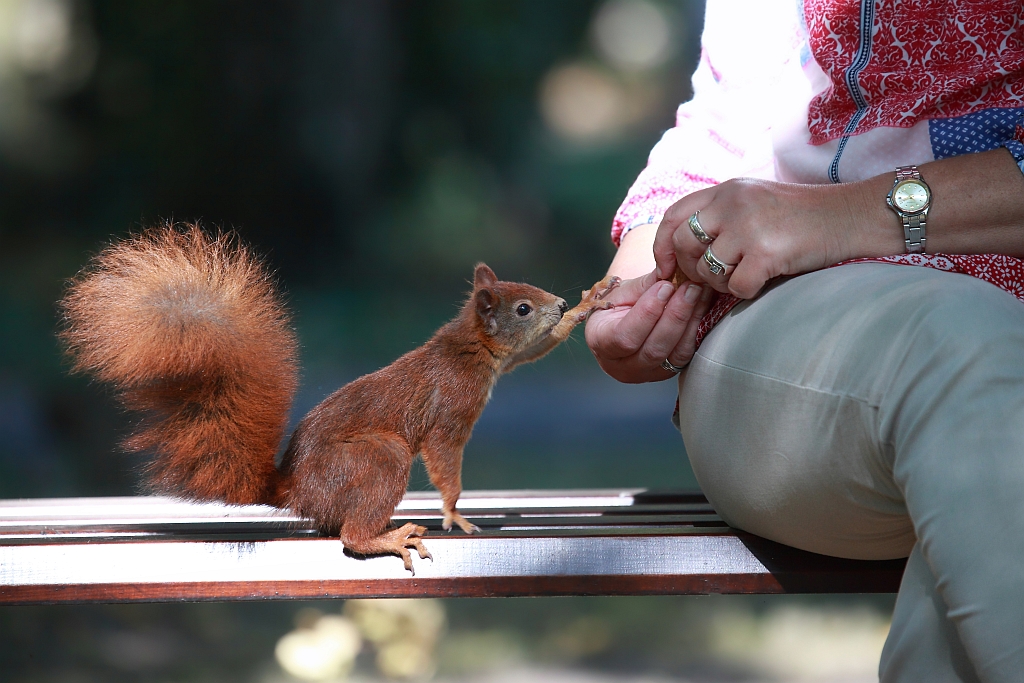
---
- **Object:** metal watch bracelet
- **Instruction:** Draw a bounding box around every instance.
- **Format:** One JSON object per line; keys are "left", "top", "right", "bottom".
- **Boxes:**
{"left": 896, "top": 166, "right": 927, "bottom": 254}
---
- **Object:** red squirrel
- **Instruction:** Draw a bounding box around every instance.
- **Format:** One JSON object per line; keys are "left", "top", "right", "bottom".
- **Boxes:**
{"left": 60, "top": 223, "right": 618, "bottom": 571}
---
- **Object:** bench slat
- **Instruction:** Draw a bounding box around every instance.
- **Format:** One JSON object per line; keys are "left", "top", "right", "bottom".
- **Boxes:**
{"left": 0, "top": 490, "right": 905, "bottom": 604}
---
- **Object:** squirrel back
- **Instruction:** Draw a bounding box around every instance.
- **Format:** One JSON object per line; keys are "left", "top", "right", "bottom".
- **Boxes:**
{"left": 59, "top": 223, "right": 298, "bottom": 504}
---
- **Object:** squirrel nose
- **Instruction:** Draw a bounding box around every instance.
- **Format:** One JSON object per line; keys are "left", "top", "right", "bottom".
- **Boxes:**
{"left": 557, "top": 298, "right": 569, "bottom": 315}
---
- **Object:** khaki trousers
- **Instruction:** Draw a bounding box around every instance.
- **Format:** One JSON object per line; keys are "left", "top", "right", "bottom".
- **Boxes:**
{"left": 678, "top": 262, "right": 1024, "bottom": 682}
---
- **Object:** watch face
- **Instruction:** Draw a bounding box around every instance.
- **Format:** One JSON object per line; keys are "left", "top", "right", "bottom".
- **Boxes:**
{"left": 893, "top": 180, "right": 930, "bottom": 212}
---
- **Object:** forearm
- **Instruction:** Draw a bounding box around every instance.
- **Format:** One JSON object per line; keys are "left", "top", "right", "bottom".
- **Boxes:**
{"left": 607, "top": 224, "right": 657, "bottom": 280}
{"left": 840, "top": 148, "right": 1024, "bottom": 259}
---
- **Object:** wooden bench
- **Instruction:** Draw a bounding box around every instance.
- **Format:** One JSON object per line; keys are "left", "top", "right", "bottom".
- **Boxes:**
{"left": 0, "top": 489, "right": 905, "bottom": 605}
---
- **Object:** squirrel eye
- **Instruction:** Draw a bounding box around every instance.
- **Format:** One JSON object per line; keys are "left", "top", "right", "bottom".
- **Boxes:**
{"left": 516, "top": 303, "right": 532, "bottom": 317}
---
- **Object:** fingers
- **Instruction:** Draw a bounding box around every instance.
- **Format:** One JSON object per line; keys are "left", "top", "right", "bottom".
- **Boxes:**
{"left": 653, "top": 186, "right": 717, "bottom": 281}
{"left": 601, "top": 269, "right": 658, "bottom": 307}
{"left": 666, "top": 284, "right": 716, "bottom": 366}
{"left": 652, "top": 218, "right": 679, "bottom": 282}
{"left": 593, "top": 280, "right": 677, "bottom": 359}
{"left": 725, "top": 257, "right": 772, "bottom": 300}
{"left": 693, "top": 240, "right": 738, "bottom": 293}
{"left": 586, "top": 279, "right": 714, "bottom": 384}
{"left": 653, "top": 177, "right": 823, "bottom": 301}
{"left": 691, "top": 234, "right": 771, "bottom": 299}
{"left": 635, "top": 283, "right": 704, "bottom": 368}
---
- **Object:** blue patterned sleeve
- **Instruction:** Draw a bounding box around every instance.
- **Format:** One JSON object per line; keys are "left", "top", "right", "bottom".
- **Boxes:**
{"left": 1004, "top": 113, "right": 1024, "bottom": 177}
{"left": 928, "top": 106, "right": 1024, "bottom": 177}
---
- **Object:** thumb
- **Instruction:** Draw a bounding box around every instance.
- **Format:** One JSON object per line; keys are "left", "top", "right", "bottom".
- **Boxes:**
{"left": 603, "top": 269, "right": 659, "bottom": 307}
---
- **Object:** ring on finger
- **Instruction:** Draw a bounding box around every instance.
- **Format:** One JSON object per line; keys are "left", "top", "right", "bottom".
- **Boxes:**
{"left": 661, "top": 359, "right": 686, "bottom": 373}
{"left": 687, "top": 210, "right": 714, "bottom": 244}
{"left": 703, "top": 245, "right": 735, "bottom": 276}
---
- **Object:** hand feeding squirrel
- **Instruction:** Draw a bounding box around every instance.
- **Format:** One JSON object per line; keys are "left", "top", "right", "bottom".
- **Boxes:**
{"left": 59, "top": 223, "right": 619, "bottom": 573}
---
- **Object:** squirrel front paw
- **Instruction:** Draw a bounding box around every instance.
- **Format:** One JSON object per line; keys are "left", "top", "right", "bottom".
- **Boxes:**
{"left": 443, "top": 510, "right": 480, "bottom": 535}
{"left": 575, "top": 275, "right": 621, "bottom": 320}
{"left": 593, "top": 275, "right": 622, "bottom": 300}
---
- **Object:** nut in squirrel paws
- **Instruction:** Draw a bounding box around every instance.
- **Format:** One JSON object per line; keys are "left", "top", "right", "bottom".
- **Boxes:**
{"left": 443, "top": 510, "right": 480, "bottom": 534}
{"left": 574, "top": 275, "right": 621, "bottom": 322}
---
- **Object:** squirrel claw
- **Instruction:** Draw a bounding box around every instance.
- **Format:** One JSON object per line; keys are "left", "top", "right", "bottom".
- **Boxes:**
{"left": 414, "top": 542, "right": 432, "bottom": 562}
{"left": 579, "top": 275, "right": 621, "bottom": 309}
{"left": 595, "top": 276, "right": 621, "bottom": 300}
{"left": 344, "top": 522, "right": 428, "bottom": 574}
{"left": 443, "top": 510, "right": 480, "bottom": 535}
{"left": 574, "top": 276, "right": 620, "bottom": 322}
{"left": 401, "top": 550, "right": 415, "bottom": 574}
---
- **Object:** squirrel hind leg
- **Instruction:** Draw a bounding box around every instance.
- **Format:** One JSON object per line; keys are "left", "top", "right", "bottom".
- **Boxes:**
{"left": 286, "top": 431, "right": 413, "bottom": 540}
{"left": 342, "top": 523, "right": 431, "bottom": 574}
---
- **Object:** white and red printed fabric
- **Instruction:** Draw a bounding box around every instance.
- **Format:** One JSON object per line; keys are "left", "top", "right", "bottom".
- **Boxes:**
{"left": 612, "top": 0, "right": 1024, "bottom": 345}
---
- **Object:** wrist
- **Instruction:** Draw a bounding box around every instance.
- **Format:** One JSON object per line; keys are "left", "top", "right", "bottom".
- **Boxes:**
{"left": 836, "top": 175, "right": 906, "bottom": 260}
{"left": 608, "top": 223, "right": 658, "bottom": 280}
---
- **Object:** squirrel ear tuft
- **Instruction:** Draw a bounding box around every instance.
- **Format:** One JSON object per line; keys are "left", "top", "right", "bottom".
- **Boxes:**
{"left": 474, "top": 263, "right": 497, "bottom": 289}
{"left": 475, "top": 288, "right": 498, "bottom": 335}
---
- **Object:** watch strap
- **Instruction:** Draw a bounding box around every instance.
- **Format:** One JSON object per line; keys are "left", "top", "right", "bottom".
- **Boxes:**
{"left": 894, "top": 165, "right": 927, "bottom": 254}
{"left": 903, "top": 212, "right": 927, "bottom": 254}
{"left": 895, "top": 166, "right": 921, "bottom": 182}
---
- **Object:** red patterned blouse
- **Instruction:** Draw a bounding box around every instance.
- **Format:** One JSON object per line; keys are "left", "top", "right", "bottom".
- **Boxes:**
{"left": 612, "top": 0, "right": 1024, "bottom": 346}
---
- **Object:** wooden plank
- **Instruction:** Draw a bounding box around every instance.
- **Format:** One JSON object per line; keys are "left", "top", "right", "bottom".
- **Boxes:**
{"left": 0, "top": 490, "right": 905, "bottom": 604}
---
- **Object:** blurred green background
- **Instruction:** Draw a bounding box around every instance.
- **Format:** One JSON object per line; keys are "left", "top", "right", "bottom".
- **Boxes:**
{"left": 0, "top": 0, "right": 702, "bottom": 500}
{"left": 0, "top": 1, "right": 894, "bottom": 681}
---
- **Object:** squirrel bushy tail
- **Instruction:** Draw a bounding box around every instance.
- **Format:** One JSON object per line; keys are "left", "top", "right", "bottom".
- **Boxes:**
{"left": 59, "top": 222, "right": 298, "bottom": 504}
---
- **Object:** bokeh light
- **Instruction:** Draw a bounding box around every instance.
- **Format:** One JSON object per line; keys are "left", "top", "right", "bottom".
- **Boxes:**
{"left": 0, "top": 0, "right": 96, "bottom": 173}
{"left": 1, "top": 0, "right": 96, "bottom": 81}
{"left": 274, "top": 612, "right": 362, "bottom": 681}
{"left": 539, "top": 62, "right": 629, "bottom": 142}
{"left": 345, "top": 598, "right": 447, "bottom": 680}
{"left": 591, "top": 0, "right": 673, "bottom": 72}
{"left": 538, "top": 0, "right": 679, "bottom": 145}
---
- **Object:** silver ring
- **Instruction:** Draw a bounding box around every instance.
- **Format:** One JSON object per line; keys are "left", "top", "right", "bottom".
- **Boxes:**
{"left": 703, "top": 245, "right": 734, "bottom": 276}
{"left": 661, "top": 359, "right": 686, "bottom": 374}
{"left": 687, "top": 211, "right": 714, "bottom": 244}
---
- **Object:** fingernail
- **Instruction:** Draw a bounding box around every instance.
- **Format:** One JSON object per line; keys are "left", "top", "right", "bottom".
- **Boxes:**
{"left": 657, "top": 282, "right": 674, "bottom": 301}
{"left": 684, "top": 284, "right": 701, "bottom": 303}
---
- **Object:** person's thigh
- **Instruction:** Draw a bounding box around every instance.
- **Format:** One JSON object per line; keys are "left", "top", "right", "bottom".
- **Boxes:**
{"left": 678, "top": 262, "right": 1020, "bottom": 560}
{"left": 680, "top": 261, "right": 1024, "bottom": 679}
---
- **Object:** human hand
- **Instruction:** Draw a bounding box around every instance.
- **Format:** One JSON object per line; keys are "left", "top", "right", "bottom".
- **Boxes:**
{"left": 585, "top": 270, "right": 715, "bottom": 384}
{"left": 652, "top": 178, "right": 863, "bottom": 299}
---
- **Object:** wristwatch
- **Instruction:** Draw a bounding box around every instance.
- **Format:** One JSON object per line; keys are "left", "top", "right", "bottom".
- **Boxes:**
{"left": 886, "top": 165, "right": 931, "bottom": 254}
